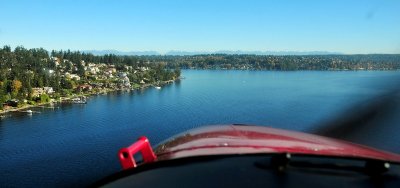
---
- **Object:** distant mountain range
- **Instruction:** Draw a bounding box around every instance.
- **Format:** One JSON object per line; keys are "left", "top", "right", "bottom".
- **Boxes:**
{"left": 83, "top": 50, "right": 343, "bottom": 56}
{"left": 166, "top": 50, "right": 344, "bottom": 56}
{"left": 83, "top": 50, "right": 161, "bottom": 56}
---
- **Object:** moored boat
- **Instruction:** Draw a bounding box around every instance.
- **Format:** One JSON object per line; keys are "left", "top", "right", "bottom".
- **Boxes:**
{"left": 71, "top": 97, "right": 87, "bottom": 104}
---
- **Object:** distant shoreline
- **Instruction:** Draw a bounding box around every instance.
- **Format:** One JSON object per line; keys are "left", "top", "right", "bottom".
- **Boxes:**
{"left": 179, "top": 68, "right": 400, "bottom": 71}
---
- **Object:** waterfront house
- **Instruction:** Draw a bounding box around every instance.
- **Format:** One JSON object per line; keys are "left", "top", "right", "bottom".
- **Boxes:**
{"left": 88, "top": 66, "right": 100, "bottom": 74}
{"left": 51, "top": 57, "right": 60, "bottom": 67}
{"left": 32, "top": 88, "right": 45, "bottom": 97}
{"left": 65, "top": 72, "right": 81, "bottom": 80}
{"left": 32, "top": 87, "right": 55, "bottom": 97}
{"left": 105, "top": 68, "right": 117, "bottom": 74}
{"left": 6, "top": 99, "right": 19, "bottom": 107}
{"left": 118, "top": 72, "right": 128, "bottom": 78}
{"left": 104, "top": 71, "right": 114, "bottom": 78}
{"left": 76, "top": 84, "right": 93, "bottom": 92}
{"left": 43, "top": 87, "right": 54, "bottom": 94}
{"left": 120, "top": 76, "right": 131, "bottom": 88}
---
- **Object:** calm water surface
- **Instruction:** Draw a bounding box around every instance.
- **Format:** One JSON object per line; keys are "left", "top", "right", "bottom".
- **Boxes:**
{"left": 1, "top": 70, "right": 399, "bottom": 187}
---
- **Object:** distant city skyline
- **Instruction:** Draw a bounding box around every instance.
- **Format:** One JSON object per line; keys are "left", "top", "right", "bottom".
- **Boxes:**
{"left": 1, "top": 0, "right": 400, "bottom": 54}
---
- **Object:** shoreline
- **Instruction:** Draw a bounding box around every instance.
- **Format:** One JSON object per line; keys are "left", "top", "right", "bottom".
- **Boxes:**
{"left": 0, "top": 79, "right": 178, "bottom": 116}
{"left": 0, "top": 101, "right": 56, "bottom": 115}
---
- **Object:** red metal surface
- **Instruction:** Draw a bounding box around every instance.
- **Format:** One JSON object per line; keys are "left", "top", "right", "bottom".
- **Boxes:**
{"left": 154, "top": 125, "right": 400, "bottom": 163}
{"left": 118, "top": 136, "right": 157, "bottom": 169}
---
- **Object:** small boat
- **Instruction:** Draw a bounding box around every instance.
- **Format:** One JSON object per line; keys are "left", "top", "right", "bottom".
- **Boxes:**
{"left": 26, "top": 110, "right": 33, "bottom": 114}
{"left": 72, "top": 100, "right": 87, "bottom": 104}
{"left": 155, "top": 86, "right": 161, "bottom": 90}
{"left": 71, "top": 97, "right": 87, "bottom": 104}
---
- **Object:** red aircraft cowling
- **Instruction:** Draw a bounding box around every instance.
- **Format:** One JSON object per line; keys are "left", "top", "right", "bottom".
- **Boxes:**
{"left": 104, "top": 125, "right": 400, "bottom": 187}
{"left": 152, "top": 125, "right": 400, "bottom": 163}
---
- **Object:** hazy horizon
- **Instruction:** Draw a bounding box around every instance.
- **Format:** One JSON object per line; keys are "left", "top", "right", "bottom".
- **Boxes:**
{"left": 3, "top": 45, "right": 400, "bottom": 56}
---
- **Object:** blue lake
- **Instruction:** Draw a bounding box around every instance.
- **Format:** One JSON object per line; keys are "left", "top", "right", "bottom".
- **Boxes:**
{"left": 1, "top": 70, "right": 400, "bottom": 187}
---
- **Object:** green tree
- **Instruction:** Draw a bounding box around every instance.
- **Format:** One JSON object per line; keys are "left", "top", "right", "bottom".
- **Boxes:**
{"left": 39, "top": 94, "right": 50, "bottom": 103}
{"left": 60, "top": 78, "right": 75, "bottom": 89}
{"left": 174, "top": 67, "right": 181, "bottom": 78}
{"left": 11, "top": 79, "right": 22, "bottom": 98}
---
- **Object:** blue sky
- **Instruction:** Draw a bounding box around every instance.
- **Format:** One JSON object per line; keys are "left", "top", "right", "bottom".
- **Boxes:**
{"left": 0, "top": 0, "right": 399, "bottom": 54}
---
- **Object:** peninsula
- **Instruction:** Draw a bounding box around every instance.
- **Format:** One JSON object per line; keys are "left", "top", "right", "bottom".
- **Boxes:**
{"left": 0, "top": 46, "right": 181, "bottom": 113}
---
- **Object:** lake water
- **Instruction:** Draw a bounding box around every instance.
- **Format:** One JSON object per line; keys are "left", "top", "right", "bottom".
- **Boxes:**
{"left": 1, "top": 70, "right": 400, "bottom": 187}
